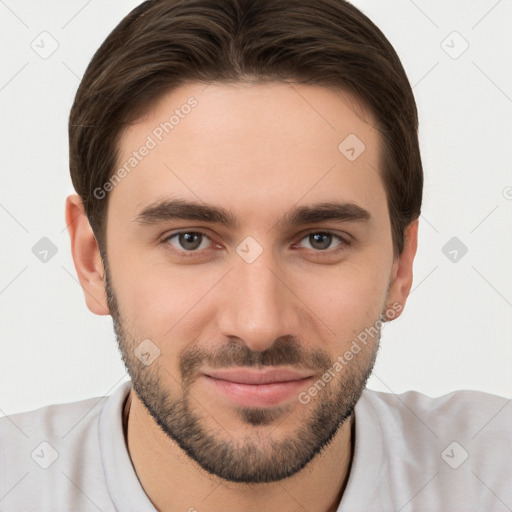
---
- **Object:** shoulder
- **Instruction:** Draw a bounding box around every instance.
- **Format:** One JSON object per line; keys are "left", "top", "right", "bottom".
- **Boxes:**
{"left": 0, "top": 393, "right": 109, "bottom": 439}
{"left": 0, "top": 386, "right": 129, "bottom": 511}
{"left": 359, "top": 387, "right": 511, "bottom": 438}
{"left": 0, "top": 393, "right": 111, "bottom": 472}
{"left": 361, "top": 387, "right": 510, "bottom": 423}
{"left": 352, "top": 388, "right": 512, "bottom": 510}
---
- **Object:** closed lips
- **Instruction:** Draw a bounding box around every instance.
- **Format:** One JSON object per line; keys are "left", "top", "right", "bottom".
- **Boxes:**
{"left": 202, "top": 368, "right": 314, "bottom": 385}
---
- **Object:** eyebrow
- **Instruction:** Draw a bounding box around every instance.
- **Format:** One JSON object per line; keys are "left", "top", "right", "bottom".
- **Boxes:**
{"left": 133, "top": 198, "right": 371, "bottom": 229}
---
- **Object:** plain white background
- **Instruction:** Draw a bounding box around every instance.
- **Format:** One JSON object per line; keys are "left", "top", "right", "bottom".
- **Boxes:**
{"left": 1, "top": 0, "right": 511, "bottom": 416}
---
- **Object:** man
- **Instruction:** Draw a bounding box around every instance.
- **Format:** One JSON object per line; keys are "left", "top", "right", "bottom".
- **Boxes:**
{"left": 1, "top": 0, "right": 510, "bottom": 511}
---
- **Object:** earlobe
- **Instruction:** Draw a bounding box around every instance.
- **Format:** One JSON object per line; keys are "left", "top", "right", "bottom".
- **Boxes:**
{"left": 65, "top": 194, "right": 110, "bottom": 316}
{"left": 384, "top": 219, "right": 419, "bottom": 321}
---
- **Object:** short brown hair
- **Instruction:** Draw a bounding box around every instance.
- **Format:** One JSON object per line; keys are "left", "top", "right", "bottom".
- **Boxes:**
{"left": 69, "top": 0, "right": 423, "bottom": 257}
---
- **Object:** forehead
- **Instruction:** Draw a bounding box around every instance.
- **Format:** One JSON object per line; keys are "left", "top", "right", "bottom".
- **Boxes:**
{"left": 110, "top": 81, "right": 386, "bottom": 226}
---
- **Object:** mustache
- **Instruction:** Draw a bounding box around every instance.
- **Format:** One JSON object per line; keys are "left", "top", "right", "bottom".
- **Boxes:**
{"left": 179, "top": 336, "right": 332, "bottom": 383}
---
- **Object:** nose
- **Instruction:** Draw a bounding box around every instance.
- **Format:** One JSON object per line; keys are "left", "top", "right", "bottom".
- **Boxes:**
{"left": 216, "top": 252, "right": 298, "bottom": 353}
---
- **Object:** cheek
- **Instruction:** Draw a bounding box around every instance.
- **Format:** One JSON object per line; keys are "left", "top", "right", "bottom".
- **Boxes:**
{"left": 298, "top": 259, "right": 390, "bottom": 342}
{"left": 110, "top": 255, "right": 223, "bottom": 346}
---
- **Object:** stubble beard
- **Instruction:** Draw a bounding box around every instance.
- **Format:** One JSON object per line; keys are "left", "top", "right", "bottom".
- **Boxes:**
{"left": 104, "top": 261, "right": 381, "bottom": 483}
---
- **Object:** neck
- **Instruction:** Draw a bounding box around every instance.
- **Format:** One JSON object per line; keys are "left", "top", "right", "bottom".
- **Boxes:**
{"left": 124, "top": 389, "right": 353, "bottom": 512}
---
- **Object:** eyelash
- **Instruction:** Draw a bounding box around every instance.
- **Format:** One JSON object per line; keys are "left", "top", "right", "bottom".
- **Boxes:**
{"left": 161, "top": 230, "right": 350, "bottom": 258}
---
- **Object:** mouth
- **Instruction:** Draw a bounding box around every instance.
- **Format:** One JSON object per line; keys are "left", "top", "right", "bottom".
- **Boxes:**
{"left": 201, "top": 367, "right": 315, "bottom": 408}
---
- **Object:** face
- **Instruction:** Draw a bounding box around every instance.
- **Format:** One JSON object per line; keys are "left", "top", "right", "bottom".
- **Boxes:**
{"left": 103, "top": 81, "right": 399, "bottom": 483}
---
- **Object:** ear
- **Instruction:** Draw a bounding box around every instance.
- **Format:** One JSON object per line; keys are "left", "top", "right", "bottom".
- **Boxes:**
{"left": 65, "top": 194, "right": 110, "bottom": 315}
{"left": 384, "top": 219, "right": 419, "bottom": 321}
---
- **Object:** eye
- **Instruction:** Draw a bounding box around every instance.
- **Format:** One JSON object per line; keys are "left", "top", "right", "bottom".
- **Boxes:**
{"left": 165, "top": 231, "right": 212, "bottom": 252}
{"left": 297, "top": 231, "right": 345, "bottom": 251}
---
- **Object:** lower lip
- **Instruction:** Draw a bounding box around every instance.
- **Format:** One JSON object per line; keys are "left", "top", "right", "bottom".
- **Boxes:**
{"left": 202, "top": 375, "right": 313, "bottom": 408}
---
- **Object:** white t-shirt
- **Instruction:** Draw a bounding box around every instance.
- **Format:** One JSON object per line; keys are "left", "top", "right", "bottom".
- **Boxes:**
{"left": 1, "top": 381, "right": 510, "bottom": 511}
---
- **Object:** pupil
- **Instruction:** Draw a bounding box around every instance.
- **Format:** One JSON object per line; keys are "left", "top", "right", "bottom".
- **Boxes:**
{"left": 311, "top": 233, "right": 331, "bottom": 250}
{"left": 181, "top": 233, "right": 201, "bottom": 250}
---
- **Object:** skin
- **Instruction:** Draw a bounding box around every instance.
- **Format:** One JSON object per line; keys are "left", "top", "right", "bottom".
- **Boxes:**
{"left": 66, "top": 81, "right": 418, "bottom": 512}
